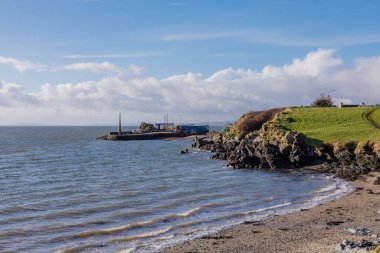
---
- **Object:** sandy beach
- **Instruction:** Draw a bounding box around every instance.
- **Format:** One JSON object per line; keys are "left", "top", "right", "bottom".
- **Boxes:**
{"left": 161, "top": 172, "right": 380, "bottom": 253}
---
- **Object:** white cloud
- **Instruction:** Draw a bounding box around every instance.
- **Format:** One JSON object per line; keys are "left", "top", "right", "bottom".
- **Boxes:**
{"left": 1, "top": 49, "right": 380, "bottom": 125}
{"left": 58, "top": 62, "right": 144, "bottom": 76}
{"left": 128, "top": 64, "right": 144, "bottom": 76}
{"left": 0, "top": 55, "right": 145, "bottom": 77}
{"left": 0, "top": 55, "right": 144, "bottom": 76}
{"left": 262, "top": 49, "right": 343, "bottom": 77}
{"left": 0, "top": 56, "right": 46, "bottom": 72}
{"left": 0, "top": 81, "right": 39, "bottom": 106}
{"left": 61, "top": 62, "right": 123, "bottom": 74}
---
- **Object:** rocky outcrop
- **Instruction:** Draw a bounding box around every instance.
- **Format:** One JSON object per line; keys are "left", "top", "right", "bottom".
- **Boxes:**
{"left": 192, "top": 123, "right": 380, "bottom": 180}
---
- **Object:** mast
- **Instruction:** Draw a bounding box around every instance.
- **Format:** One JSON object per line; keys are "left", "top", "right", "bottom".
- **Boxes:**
{"left": 118, "top": 112, "right": 122, "bottom": 135}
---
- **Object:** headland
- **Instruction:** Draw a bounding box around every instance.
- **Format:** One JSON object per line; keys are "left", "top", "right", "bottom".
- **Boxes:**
{"left": 162, "top": 106, "right": 380, "bottom": 252}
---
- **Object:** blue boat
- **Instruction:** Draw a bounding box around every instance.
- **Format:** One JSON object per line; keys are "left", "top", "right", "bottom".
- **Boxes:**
{"left": 178, "top": 124, "right": 209, "bottom": 134}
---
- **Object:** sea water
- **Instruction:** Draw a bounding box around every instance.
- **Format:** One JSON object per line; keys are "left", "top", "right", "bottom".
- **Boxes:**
{"left": 0, "top": 127, "right": 351, "bottom": 253}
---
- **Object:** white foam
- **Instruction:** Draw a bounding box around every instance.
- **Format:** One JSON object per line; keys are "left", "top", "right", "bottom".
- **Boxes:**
{"left": 243, "top": 202, "right": 292, "bottom": 215}
{"left": 134, "top": 227, "right": 172, "bottom": 238}
{"left": 175, "top": 206, "right": 201, "bottom": 217}
{"left": 315, "top": 183, "right": 337, "bottom": 193}
{"left": 118, "top": 247, "right": 136, "bottom": 253}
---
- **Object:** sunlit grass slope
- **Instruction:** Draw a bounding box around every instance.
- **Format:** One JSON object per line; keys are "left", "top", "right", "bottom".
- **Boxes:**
{"left": 278, "top": 107, "right": 380, "bottom": 144}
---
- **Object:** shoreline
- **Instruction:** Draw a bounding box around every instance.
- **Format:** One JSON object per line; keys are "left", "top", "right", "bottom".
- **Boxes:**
{"left": 161, "top": 172, "right": 380, "bottom": 253}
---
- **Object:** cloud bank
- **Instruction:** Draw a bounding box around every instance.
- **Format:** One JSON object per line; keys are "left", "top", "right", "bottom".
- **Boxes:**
{"left": 1, "top": 49, "right": 380, "bottom": 125}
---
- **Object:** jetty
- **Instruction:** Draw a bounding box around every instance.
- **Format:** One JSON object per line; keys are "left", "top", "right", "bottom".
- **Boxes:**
{"left": 97, "top": 113, "right": 209, "bottom": 141}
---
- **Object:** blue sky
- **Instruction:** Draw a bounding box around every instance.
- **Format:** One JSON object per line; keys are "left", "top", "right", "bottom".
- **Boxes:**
{"left": 1, "top": 0, "right": 380, "bottom": 125}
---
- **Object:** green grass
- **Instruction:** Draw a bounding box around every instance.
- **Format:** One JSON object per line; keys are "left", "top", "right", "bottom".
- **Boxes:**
{"left": 277, "top": 107, "right": 380, "bottom": 145}
{"left": 369, "top": 108, "right": 380, "bottom": 129}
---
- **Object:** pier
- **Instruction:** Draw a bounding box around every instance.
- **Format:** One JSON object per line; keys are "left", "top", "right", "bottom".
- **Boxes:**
{"left": 96, "top": 131, "right": 190, "bottom": 141}
{"left": 96, "top": 113, "right": 209, "bottom": 141}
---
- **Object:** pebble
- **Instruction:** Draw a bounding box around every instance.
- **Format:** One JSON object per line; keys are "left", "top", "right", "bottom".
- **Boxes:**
{"left": 347, "top": 228, "right": 371, "bottom": 236}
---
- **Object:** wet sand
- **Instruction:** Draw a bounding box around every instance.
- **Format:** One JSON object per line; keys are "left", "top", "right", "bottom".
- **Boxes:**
{"left": 161, "top": 172, "right": 380, "bottom": 253}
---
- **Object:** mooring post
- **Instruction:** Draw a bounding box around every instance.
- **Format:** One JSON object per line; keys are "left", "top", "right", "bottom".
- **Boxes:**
{"left": 118, "top": 112, "right": 122, "bottom": 135}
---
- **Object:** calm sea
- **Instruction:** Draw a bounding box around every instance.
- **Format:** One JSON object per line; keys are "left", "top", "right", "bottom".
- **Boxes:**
{"left": 0, "top": 126, "right": 351, "bottom": 253}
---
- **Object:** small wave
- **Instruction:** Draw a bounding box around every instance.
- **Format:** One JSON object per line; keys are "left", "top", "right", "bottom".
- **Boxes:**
{"left": 59, "top": 242, "right": 108, "bottom": 253}
{"left": 243, "top": 202, "right": 292, "bottom": 215}
{"left": 111, "top": 227, "right": 173, "bottom": 243}
{"left": 75, "top": 220, "right": 155, "bottom": 238}
{"left": 315, "top": 183, "right": 337, "bottom": 193}
{"left": 71, "top": 206, "right": 202, "bottom": 240}
{"left": 174, "top": 207, "right": 201, "bottom": 217}
{"left": 156, "top": 234, "right": 175, "bottom": 240}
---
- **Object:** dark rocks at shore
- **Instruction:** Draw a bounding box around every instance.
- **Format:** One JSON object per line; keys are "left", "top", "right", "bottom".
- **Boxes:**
{"left": 179, "top": 149, "right": 189, "bottom": 154}
{"left": 192, "top": 124, "right": 380, "bottom": 180}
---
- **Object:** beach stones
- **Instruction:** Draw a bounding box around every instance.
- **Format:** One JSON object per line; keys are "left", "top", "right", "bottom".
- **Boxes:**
{"left": 347, "top": 228, "right": 371, "bottom": 236}
{"left": 337, "top": 239, "right": 379, "bottom": 252}
{"left": 337, "top": 228, "right": 380, "bottom": 252}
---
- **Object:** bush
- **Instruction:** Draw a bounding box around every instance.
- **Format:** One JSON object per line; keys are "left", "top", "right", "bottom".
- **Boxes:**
{"left": 139, "top": 122, "right": 157, "bottom": 132}
{"left": 230, "top": 108, "right": 284, "bottom": 137}
{"left": 311, "top": 93, "right": 334, "bottom": 107}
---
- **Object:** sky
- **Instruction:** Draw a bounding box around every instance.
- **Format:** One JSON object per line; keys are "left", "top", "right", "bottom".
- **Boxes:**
{"left": 1, "top": 0, "right": 380, "bottom": 125}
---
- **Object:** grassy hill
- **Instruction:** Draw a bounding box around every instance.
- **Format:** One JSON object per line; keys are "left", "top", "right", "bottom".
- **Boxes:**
{"left": 277, "top": 107, "right": 380, "bottom": 145}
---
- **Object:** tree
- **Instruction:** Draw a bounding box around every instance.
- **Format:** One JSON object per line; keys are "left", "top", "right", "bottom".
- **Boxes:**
{"left": 311, "top": 93, "right": 334, "bottom": 107}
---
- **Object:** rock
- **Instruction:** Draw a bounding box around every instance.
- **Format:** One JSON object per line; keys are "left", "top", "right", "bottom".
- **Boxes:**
{"left": 191, "top": 120, "right": 379, "bottom": 179}
{"left": 346, "top": 228, "right": 371, "bottom": 236}
{"left": 374, "top": 177, "right": 380, "bottom": 185}
{"left": 337, "top": 239, "right": 379, "bottom": 252}
{"left": 347, "top": 228, "right": 357, "bottom": 234}
{"left": 327, "top": 221, "right": 344, "bottom": 226}
{"left": 179, "top": 149, "right": 189, "bottom": 154}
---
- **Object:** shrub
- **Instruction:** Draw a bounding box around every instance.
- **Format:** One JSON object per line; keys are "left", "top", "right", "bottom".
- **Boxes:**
{"left": 139, "top": 122, "right": 157, "bottom": 132}
{"left": 229, "top": 108, "right": 284, "bottom": 137}
{"left": 311, "top": 93, "right": 334, "bottom": 107}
